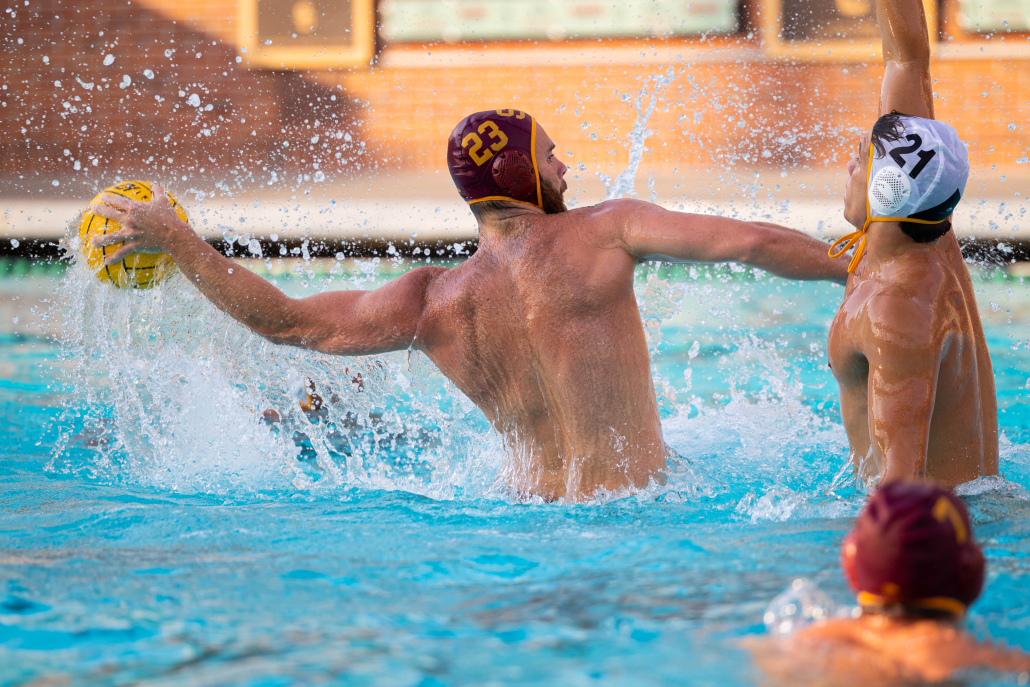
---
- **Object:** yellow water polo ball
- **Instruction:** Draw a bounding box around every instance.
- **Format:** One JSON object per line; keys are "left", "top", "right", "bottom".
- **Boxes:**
{"left": 78, "top": 180, "right": 184, "bottom": 289}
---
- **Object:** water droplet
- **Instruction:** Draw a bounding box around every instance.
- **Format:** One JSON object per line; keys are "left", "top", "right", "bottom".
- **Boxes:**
{"left": 51, "top": 179, "right": 59, "bottom": 186}
{"left": 1009, "top": 123, "right": 1018, "bottom": 131}
{"left": 144, "top": 69, "right": 154, "bottom": 79}
{"left": 186, "top": 94, "right": 200, "bottom": 107}
{"left": 103, "top": 54, "right": 115, "bottom": 66}
{"left": 10, "top": 239, "right": 19, "bottom": 248}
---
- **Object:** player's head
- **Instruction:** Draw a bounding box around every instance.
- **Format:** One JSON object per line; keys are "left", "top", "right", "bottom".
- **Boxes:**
{"left": 841, "top": 481, "right": 984, "bottom": 620}
{"left": 447, "top": 110, "right": 567, "bottom": 222}
{"left": 844, "top": 112, "right": 969, "bottom": 243}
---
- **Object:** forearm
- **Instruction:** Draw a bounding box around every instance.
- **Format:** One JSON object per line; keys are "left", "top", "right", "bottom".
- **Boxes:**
{"left": 876, "top": 0, "right": 934, "bottom": 116}
{"left": 741, "top": 223, "right": 849, "bottom": 284}
{"left": 877, "top": 0, "right": 930, "bottom": 64}
{"left": 622, "top": 204, "right": 848, "bottom": 283}
{"left": 164, "top": 230, "right": 306, "bottom": 343}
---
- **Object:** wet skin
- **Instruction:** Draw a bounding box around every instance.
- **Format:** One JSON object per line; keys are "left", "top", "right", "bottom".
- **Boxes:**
{"left": 827, "top": 0, "right": 998, "bottom": 486}
{"left": 747, "top": 614, "right": 1030, "bottom": 685}
{"left": 91, "top": 128, "right": 848, "bottom": 502}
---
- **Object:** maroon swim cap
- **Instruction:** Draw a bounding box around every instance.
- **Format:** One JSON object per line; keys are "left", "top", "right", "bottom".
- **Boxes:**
{"left": 842, "top": 481, "right": 984, "bottom": 617}
{"left": 447, "top": 110, "right": 543, "bottom": 209}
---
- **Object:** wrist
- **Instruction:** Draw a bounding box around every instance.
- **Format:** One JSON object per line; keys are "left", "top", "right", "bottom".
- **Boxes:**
{"left": 162, "top": 221, "right": 202, "bottom": 256}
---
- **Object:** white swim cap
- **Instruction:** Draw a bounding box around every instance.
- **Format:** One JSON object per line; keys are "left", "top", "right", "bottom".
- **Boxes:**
{"left": 831, "top": 115, "right": 970, "bottom": 273}
{"left": 868, "top": 116, "right": 969, "bottom": 222}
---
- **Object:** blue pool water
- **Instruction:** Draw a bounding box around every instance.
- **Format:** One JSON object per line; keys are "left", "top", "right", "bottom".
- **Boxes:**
{"left": 2, "top": 258, "right": 1030, "bottom": 686}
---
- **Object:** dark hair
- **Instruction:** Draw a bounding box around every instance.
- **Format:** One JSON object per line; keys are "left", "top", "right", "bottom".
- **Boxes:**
{"left": 870, "top": 111, "right": 908, "bottom": 158}
{"left": 468, "top": 200, "right": 518, "bottom": 223}
{"left": 900, "top": 218, "right": 951, "bottom": 243}
{"left": 871, "top": 110, "right": 952, "bottom": 243}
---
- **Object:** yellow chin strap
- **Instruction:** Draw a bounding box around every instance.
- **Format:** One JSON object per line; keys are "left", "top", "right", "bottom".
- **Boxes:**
{"left": 828, "top": 217, "right": 874, "bottom": 274}
{"left": 857, "top": 591, "right": 967, "bottom": 618}
{"left": 828, "top": 144, "right": 951, "bottom": 274}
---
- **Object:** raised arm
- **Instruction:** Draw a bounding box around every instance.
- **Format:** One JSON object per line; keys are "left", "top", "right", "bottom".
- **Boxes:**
{"left": 877, "top": 0, "right": 934, "bottom": 118}
{"left": 91, "top": 187, "right": 441, "bottom": 356}
{"left": 862, "top": 295, "right": 938, "bottom": 481}
{"left": 607, "top": 199, "right": 849, "bottom": 283}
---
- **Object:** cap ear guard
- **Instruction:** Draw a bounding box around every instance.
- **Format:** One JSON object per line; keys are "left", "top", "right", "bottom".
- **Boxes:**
{"left": 870, "top": 166, "right": 912, "bottom": 215}
{"left": 492, "top": 149, "right": 537, "bottom": 199}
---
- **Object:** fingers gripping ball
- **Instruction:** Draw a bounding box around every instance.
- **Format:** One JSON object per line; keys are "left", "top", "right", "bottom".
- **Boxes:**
{"left": 78, "top": 181, "right": 183, "bottom": 288}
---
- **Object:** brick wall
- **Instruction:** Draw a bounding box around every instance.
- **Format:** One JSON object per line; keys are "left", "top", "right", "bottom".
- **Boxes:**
{"left": 2, "top": 0, "right": 1027, "bottom": 197}
{"left": 0, "top": 0, "right": 368, "bottom": 197}
{"left": 332, "top": 53, "right": 1029, "bottom": 180}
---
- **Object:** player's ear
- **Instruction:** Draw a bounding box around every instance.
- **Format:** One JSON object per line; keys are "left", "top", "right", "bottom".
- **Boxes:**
{"left": 840, "top": 532, "right": 860, "bottom": 592}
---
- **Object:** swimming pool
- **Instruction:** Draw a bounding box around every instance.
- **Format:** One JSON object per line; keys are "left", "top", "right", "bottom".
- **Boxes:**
{"left": 2, "top": 257, "right": 1029, "bottom": 686}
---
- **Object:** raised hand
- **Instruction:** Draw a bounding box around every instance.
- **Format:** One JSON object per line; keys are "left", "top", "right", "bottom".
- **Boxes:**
{"left": 90, "top": 185, "right": 192, "bottom": 265}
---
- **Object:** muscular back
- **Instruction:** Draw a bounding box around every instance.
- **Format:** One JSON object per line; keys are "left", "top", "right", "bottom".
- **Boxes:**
{"left": 414, "top": 208, "right": 666, "bottom": 501}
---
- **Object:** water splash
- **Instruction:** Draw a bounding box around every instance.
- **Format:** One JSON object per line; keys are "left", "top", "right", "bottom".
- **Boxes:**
{"left": 44, "top": 256, "right": 507, "bottom": 500}
{"left": 599, "top": 69, "right": 675, "bottom": 200}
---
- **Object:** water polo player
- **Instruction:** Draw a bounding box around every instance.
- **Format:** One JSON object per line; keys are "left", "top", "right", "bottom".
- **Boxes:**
{"left": 91, "top": 109, "right": 848, "bottom": 502}
{"left": 826, "top": 0, "right": 998, "bottom": 487}
{"left": 750, "top": 482, "right": 1030, "bottom": 682}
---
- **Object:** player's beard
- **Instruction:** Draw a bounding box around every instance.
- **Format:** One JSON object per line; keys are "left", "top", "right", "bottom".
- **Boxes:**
{"left": 541, "top": 178, "right": 567, "bottom": 214}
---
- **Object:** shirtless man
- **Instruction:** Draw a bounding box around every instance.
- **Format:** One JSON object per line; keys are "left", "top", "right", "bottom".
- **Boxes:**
{"left": 90, "top": 110, "right": 848, "bottom": 501}
{"left": 748, "top": 481, "right": 1030, "bottom": 685}
{"left": 827, "top": 0, "right": 998, "bottom": 487}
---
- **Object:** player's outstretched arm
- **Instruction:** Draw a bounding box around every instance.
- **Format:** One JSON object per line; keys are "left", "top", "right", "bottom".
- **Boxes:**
{"left": 611, "top": 200, "right": 849, "bottom": 284}
{"left": 91, "top": 187, "right": 440, "bottom": 356}
{"left": 877, "top": 0, "right": 934, "bottom": 118}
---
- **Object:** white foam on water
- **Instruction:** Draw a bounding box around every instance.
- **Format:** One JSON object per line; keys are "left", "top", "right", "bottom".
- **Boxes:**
{"left": 46, "top": 257, "right": 507, "bottom": 501}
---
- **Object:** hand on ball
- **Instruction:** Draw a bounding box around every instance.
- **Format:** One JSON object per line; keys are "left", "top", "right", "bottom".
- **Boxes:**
{"left": 91, "top": 185, "right": 190, "bottom": 265}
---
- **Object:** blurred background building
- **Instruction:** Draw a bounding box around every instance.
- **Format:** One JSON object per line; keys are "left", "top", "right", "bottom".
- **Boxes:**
{"left": 1, "top": 0, "right": 1028, "bottom": 250}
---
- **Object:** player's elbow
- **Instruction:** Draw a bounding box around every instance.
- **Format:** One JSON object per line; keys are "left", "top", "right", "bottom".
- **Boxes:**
{"left": 249, "top": 301, "right": 321, "bottom": 348}
{"left": 732, "top": 224, "right": 770, "bottom": 266}
{"left": 255, "top": 321, "right": 309, "bottom": 348}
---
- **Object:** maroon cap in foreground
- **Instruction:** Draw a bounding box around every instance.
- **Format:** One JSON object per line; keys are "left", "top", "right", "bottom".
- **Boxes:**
{"left": 841, "top": 481, "right": 984, "bottom": 616}
{"left": 447, "top": 110, "right": 542, "bottom": 209}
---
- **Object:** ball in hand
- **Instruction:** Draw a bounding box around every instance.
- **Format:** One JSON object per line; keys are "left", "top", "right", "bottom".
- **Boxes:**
{"left": 78, "top": 181, "right": 185, "bottom": 289}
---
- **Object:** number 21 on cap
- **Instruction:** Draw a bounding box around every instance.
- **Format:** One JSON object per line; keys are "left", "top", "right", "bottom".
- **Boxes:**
{"left": 463, "top": 120, "right": 509, "bottom": 166}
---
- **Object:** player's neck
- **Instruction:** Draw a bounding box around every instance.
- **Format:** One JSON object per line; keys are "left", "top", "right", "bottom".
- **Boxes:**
{"left": 864, "top": 221, "right": 934, "bottom": 267}
{"left": 476, "top": 206, "right": 546, "bottom": 239}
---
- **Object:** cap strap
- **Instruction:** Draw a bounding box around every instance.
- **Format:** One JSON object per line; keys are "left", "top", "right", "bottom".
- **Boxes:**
{"left": 828, "top": 221, "right": 871, "bottom": 274}
{"left": 857, "top": 591, "right": 967, "bottom": 618}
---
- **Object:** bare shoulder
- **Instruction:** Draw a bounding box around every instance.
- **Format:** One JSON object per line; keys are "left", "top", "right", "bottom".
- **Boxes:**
{"left": 566, "top": 198, "right": 658, "bottom": 246}
{"left": 793, "top": 618, "right": 865, "bottom": 643}
{"left": 854, "top": 259, "right": 946, "bottom": 348}
{"left": 408, "top": 264, "right": 452, "bottom": 300}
